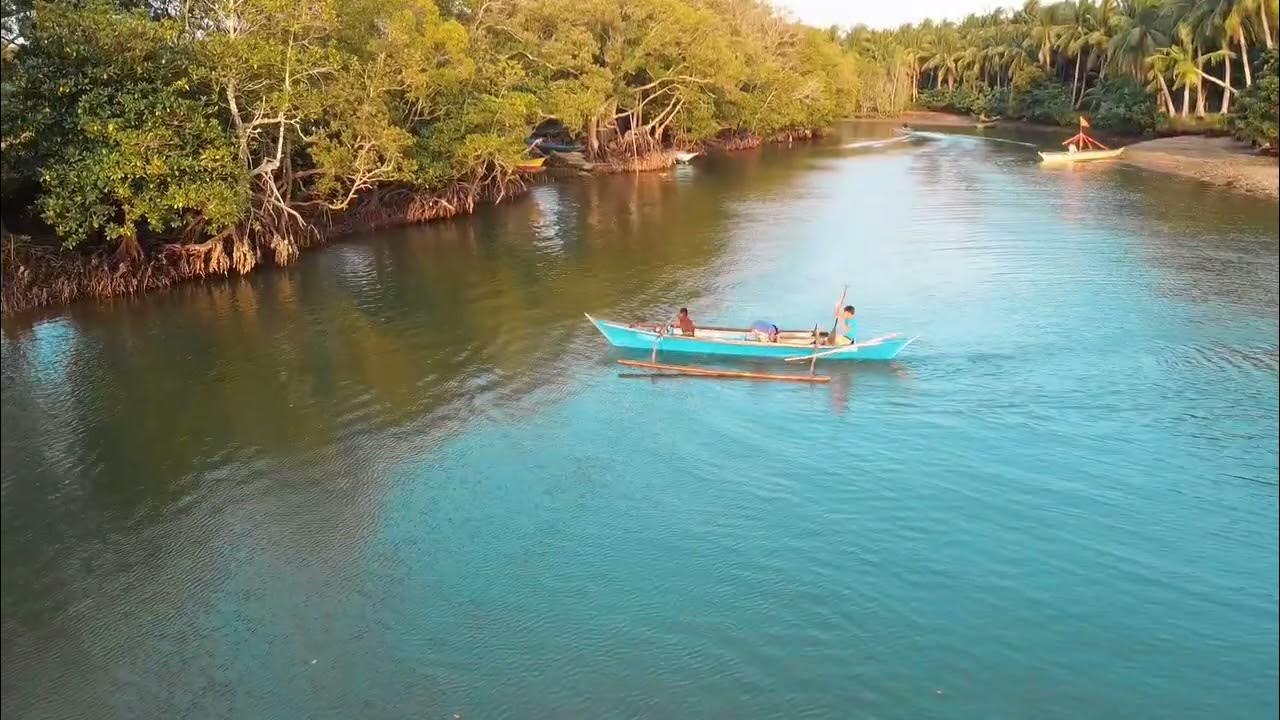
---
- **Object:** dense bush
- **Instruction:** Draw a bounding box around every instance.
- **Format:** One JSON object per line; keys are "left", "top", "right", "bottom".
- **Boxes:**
{"left": 1228, "top": 49, "right": 1279, "bottom": 149}
{"left": 970, "top": 86, "right": 1010, "bottom": 118}
{"left": 1008, "top": 67, "right": 1074, "bottom": 125}
{"left": 918, "top": 87, "right": 955, "bottom": 111}
{"left": 916, "top": 84, "right": 1007, "bottom": 117}
{"left": 1086, "top": 78, "right": 1160, "bottom": 134}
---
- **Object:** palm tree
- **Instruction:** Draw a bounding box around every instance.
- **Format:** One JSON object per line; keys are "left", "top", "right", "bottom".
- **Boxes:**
{"left": 1109, "top": 0, "right": 1171, "bottom": 81}
{"left": 1076, "top": 0, "right": 1119, "bottom": 106}
{"left": 1148, "top": 28, "right": 1201, "bottom": 114}
{"left": 896, "top": 24, "right": 926, "bottom": 101}
{"left": 1239, "top": 0, "right": 1276, "bottom": 49}
{"left": 923, "top": 24, "right": 962, "bottom": 90}
{"left": 1024, "top": 0, "right": 1061, "bottom": 69}
{"left": 1059, "top": 1, "right": 1094, "bottom": 104}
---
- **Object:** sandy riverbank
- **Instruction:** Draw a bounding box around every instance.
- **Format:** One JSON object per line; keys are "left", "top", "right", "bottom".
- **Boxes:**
{"left": 1119, "top": 136, "right": 1278, "bottom": 200}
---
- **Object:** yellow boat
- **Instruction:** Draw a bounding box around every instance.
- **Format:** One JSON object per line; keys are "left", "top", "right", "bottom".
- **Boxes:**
{"left": 1038, "top": 147, "right": 1125, "bottom": 163}
{"left": 514, "top": 157, "right": 546, "bottom": 173}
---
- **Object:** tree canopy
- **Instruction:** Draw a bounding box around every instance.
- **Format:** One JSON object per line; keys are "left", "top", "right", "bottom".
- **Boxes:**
{"left": 842, "top": 0, "right": 1277, "bottom": 137}
{"left": 1, "top": 0, "right": 865, "bottom": 262}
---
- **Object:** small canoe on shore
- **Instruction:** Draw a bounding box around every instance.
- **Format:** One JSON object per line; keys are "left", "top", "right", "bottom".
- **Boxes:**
{"left": 514, "top": 157, "right": 546, "bottom": 173}
{"left": 527, "top": 138, "right": 584, "bottom": 154}
{"left": 974, "top": 121, "right": 998, "bottom": 129}
{"left": 586, "top": 314, "right": 917, "bottom": 361}
{"left": 1038, "top": 147, "right": 1125, "bottom": 163}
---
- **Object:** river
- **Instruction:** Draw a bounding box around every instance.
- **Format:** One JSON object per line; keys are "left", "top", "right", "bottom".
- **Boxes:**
{"left": 3, "top": 122, "right": 1277, "bottom": 719}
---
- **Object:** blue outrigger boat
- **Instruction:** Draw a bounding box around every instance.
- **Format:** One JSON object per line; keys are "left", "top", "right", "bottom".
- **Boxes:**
{"left": 586, "top": 314, "right": 917, "bottom": 361}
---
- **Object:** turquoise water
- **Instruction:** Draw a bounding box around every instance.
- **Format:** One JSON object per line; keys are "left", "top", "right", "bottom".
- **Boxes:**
{"left": 3, "top": 123, "right": 1278, "bottom": 718}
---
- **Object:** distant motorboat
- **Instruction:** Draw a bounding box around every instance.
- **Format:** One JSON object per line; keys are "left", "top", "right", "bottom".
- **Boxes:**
{"left": 674, "top": 151, "right": 700, "bottom": 164}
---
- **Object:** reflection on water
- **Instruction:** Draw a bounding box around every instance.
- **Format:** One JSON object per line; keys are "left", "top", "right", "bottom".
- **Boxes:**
{"left": 3, "top": 121, "right": 1277, "bottom": 720}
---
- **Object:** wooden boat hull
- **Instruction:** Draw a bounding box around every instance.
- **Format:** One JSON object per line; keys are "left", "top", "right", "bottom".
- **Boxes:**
{"left": 527, "top": 138, "right": 584, "bottom": 153}
{"left": 515, "top": 157, "right": 546, "bottom": 172}
{"left": 586, "top": 315, "right": 916, "bottom": 361}
{"left": 1038, "top": 147, "right": 1125, "bottom": 163}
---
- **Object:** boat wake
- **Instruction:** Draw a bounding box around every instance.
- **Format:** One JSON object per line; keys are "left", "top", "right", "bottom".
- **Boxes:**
{"left": 843, "top": 135, "right": 912, "bottom": 149}
{"left": 910, "top": 130, "right": 1037, "bottom": 148}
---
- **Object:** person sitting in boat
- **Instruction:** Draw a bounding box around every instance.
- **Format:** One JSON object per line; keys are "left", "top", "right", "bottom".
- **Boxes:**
{"left": 674, "top": 307, "right": 695, "bottom": 337}
{"left": 747, "top": 320, "right": 780, "bottom": 342}
{"left": 832, "top": 305, "right": 857, "bottom": 346}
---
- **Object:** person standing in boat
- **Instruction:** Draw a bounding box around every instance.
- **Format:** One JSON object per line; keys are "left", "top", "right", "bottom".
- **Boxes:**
{"left": 674, "top": 308, "right": 695, "bottom": 337}
{"left": 832, "top": 305, "right": 857, "bottom": 345}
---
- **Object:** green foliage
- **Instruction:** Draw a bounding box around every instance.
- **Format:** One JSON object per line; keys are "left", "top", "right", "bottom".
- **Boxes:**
{"left": 4, "top": 1, "right": 246, "bottom": 248}
{"left": 916, "top": 84, "right": 1007, "bottom": 117}
{"left": 1086, "top": 77, "right": 1160, "bottom": 133}
{"left": 1159, "top": 111, "right": 1230, "bottom": 133}
{"left": 970, "top": 86, "right": 1010, "bottom": 118}
{"left": 39, "top": 88, "right": 247, "bottom": 248}
{"left": 1009, "top": 67, "right": 1075, "bottom": 125}
{"left": 1228, "top": 48, "right": 1279, "bottom": 147}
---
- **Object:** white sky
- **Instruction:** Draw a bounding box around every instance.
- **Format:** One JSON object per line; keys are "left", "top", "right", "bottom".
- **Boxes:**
{"left": 772, "top": 0, "right": 1005, "bottom": 30}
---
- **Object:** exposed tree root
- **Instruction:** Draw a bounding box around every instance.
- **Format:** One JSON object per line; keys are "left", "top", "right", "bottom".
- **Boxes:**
{"left": 2, "top": 177, "right": 529, "bottom": 315}
{"left": 593, "top": 150, "right": 677, "bottom": 173}
{"left": 712, "top": 132, "right": 764, "bottom": 151}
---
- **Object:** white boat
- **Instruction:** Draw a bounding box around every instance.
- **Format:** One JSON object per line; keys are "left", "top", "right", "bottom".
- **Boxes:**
{"left": 1038, "top": 147, "right": 1125, "bottom": 163}
{"left": 674, "top": 151, "right": 700, "bottom": 164}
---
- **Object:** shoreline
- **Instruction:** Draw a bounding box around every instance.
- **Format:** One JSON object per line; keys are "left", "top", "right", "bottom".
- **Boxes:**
{"left": 1118, "top": 136, "right": 1279, "bottom": 200}
{"left": 6, "top": 123, "right": 1275, "bottom": 316}
{"left": 1, "top": 134, "right": 788, "bottom": 316}
{"left": 889, "top": 112, "right": 1279, "bottom": 200}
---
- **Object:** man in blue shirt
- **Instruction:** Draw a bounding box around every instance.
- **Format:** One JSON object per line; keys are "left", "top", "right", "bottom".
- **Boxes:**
{"left": 832, "top": 305, "right": 857, "bottom": 345}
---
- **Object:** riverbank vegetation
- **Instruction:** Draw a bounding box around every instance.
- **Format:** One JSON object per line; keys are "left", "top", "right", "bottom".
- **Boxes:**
{"left": 0, "top": 0, "right": 865, "bottom": 312}
{"left": 841, "top": 0, "right": 1277, "bottom": 142}
{"left": 2, "top": 0, "right": 1277, "bottom": 313}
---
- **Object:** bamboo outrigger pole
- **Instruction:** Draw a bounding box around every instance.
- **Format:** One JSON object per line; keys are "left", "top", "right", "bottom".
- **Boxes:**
{"left": 1062, "top": 116, "right": 1108, "bottom": 150}
{"left": 617, "top": 359, "right": 831, "bottom": 383}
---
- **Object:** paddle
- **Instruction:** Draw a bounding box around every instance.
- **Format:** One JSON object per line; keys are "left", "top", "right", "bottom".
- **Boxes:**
{"left": 808, "top": 323, "right": 819, "bottom": 376}
{"left": 828, "top": 284, "right": 849, "bottom": 346}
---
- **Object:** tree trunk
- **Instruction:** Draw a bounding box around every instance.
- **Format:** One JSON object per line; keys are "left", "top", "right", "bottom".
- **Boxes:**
{"left": 1181, "top": 82, "right": 1190, "bottom": 117}
{"left": 1238, "top": 26, "right": 1252, "bottom": 87}
{"left": 1262, "top": 6, "right": 1274, "bottom": 50}
{"left": 1195, "top": 59, "right": 1206, "bottom": 117}
{"left": 587, "top": 114, "right": 600, "bottom": 161}
{"left": 1071, "top": 52, "right": 1082, "bottom": 105}
{"left": 114, "top": 225, "right": 142, "bottom": 263}
{"left": 1220, "top": 54, "right": 1232, "bottom": 114}
{"left": 1075, "top": 51, "right": 1091, "bottom": 107}
{"left": 1156, "top": 73, "right": 1177, "bottom": 115}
